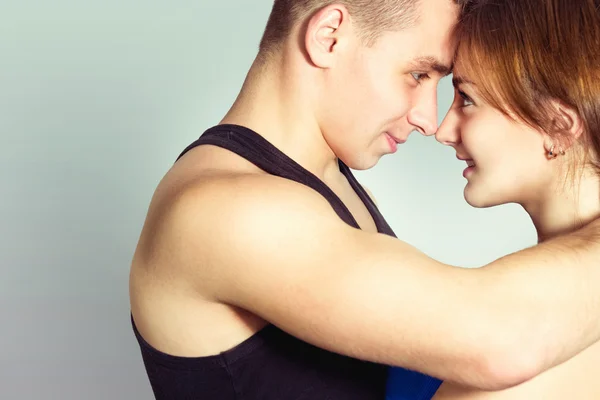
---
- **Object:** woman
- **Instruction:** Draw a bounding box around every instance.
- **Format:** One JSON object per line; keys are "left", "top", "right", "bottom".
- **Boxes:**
{"left": 431, "top": 0, "right": 600, "bottom": 398}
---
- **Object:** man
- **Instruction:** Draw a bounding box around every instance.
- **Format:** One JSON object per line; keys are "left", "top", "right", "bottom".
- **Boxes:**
{"left": 129, "top": 0, "right": 600, "bottom": 399}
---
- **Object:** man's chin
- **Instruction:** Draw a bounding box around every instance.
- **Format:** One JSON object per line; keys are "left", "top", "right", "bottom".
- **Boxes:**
{"left": 343, "top": 155, "right": 382, "bottom": 171}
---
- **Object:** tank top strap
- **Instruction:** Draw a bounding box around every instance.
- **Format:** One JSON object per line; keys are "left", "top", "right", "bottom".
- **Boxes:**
{"left": 178, "top": 124, "right": 363, "bottom": 229}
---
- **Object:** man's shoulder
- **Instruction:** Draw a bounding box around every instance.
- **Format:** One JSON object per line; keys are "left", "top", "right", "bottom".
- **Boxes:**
{"left": 155, "top": 170, "right": 334, "bottom": 246}
{"left": 175, "top": 172, "right": 324, "bottom": 215}
{"left": 136, "top": 170, "right": 338, "bottom": 288}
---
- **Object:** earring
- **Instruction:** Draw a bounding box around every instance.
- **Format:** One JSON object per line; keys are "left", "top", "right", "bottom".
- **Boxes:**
{"left": 548, "top": 145, "right": 557, "bottom": 158}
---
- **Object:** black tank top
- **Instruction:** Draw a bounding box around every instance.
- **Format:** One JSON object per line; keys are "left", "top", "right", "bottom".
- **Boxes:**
{"left": 133, "top": 124, "right": 400, "bottom": 399}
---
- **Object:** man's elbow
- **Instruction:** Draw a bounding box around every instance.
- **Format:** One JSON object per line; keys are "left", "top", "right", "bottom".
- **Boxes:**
{"left": 472, "top": 343, "right": 543, "bottom": 391}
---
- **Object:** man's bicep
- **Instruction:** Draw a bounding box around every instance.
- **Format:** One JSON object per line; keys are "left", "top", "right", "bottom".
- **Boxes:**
{"left": 183, "top": 178, "right": 492, "bottom": 382}
{"left": 217, "top": 212, "right": 495, "bottom": 383}
{"left": 200, "top": 180, "right": 381, "bottom": 339}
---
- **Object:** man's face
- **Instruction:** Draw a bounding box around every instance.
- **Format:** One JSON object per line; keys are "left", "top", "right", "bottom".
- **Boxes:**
{"left": 318, "top": 0, "right": 459, "bottom": 170}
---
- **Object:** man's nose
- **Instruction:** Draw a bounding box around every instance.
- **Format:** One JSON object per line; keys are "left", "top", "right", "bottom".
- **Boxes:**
{"left": 407, "top": 90, "right": 438, "bottom": 136}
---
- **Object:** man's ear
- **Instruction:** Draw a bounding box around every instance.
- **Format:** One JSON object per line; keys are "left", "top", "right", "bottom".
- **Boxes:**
{"left": 304, "top": 4, "right": 351, "bottom": 68}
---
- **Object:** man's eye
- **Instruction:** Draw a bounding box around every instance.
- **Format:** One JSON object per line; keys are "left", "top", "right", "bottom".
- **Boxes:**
{"left": 411, "top": 72, "right": 430, "bottom": 82}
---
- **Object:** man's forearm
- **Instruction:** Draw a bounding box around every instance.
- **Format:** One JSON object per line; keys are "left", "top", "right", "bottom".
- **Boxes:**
{"left": 481, "top": 217, "right": 600, "bottom": 377}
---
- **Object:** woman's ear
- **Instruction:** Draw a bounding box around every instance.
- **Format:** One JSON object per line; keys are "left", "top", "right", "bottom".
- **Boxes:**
{"left": 545, "top": 101, "right": 584, "bottom": 157}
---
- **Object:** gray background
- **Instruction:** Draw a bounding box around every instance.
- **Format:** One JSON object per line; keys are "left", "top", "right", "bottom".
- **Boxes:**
{"left": 0, "top": 2, "right": 535, "bottom": 399}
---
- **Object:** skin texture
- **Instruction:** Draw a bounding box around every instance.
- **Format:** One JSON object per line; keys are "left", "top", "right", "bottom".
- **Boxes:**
{"left": 432, "top": 30, "right": 600, "bottom": 400}
{"left": 130, "top": 0, "right": 600, "bottom": 392}
{"left": 433, "top": 90, "right": 600, "bottom": 397}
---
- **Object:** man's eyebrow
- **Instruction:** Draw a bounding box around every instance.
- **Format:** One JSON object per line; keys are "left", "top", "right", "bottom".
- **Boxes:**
{"left": 409, "top": 56, "right": 453, "bottom": 76}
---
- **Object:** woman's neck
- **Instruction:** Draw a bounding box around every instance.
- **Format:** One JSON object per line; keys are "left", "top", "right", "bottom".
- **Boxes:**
{"left": 525, "top": 170, "right": 600, "bottom": 243}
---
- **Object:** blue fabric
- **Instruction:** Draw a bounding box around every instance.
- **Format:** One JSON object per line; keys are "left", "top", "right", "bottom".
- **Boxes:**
{"left": 385, "top": 366, "right": 443, "bottom": 400}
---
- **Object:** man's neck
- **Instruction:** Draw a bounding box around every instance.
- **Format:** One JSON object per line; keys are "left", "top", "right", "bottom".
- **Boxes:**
{"left": 220, "top": 55, "right": 341, "bottom": 181}
{"left": 524, "top": 169, "right": 600, "bottom": 243}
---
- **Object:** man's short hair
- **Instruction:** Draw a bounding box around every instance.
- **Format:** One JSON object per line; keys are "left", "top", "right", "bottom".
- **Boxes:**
{"left": 258, "top": 0, "right": 473, "bottom": 56}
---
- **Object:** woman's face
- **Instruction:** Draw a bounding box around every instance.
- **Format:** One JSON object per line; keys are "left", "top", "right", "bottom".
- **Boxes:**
{"left": 435, "top": 68, "right": 557, "bottom": 209}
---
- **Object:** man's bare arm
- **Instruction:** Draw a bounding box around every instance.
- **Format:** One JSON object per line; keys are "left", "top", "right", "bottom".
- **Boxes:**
{"left": 165, "top": 175, "right": 600, "bottom": 391}
{"left": 478, "top": 220, "right": 600, "bottom": 378}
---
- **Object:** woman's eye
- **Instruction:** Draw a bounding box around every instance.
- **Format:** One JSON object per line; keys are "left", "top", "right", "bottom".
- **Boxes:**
{"left": 457, "top": 90, "right": 474, "bottom": 107}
